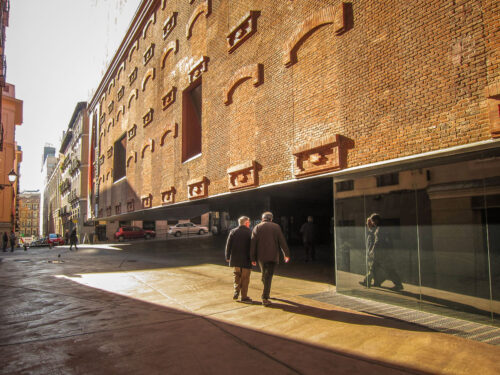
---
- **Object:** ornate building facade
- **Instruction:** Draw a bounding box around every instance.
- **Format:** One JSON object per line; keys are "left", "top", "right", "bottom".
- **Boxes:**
{"left": 87, "top": 0, "right": 500, "bottom": 322}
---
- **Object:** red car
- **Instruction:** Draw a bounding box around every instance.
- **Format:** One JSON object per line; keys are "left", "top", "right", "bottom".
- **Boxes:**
{"left": 48, "top": 233, "right": 65, "bottom": 246}
{"left": 114, "top": 226, "right": 156, "bottom": 241}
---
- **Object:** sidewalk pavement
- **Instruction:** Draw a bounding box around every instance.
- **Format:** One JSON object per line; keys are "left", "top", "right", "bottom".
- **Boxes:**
{"left": 0, "top": 240, "right": 499, "bottom": 374}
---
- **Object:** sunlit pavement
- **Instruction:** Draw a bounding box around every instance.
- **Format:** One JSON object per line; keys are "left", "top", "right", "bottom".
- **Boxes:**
{"left": 1, "top": 239, "right": 499, "bottom": 374}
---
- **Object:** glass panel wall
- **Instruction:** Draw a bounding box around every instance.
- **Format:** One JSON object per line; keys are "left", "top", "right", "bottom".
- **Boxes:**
{"left": 334, "top": 148, "right": 500, "bottom": 324}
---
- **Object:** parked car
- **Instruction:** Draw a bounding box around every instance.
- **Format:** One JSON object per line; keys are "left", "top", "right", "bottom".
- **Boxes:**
{"left": 29, "top": 237, "right": 48, "bottom": 248}
{"left": 168, "top": 223, "right": 209, "bottom": 237}
{"left": 48, "top": 233, "right": 65, "bottom": 246}
{"left": 114, "top": 226, "right": 156, "bottom": 241}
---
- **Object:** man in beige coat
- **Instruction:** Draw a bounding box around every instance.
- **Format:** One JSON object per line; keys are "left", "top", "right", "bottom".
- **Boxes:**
{"left": 250, "top": 212, "right": 290, "bottom": 306}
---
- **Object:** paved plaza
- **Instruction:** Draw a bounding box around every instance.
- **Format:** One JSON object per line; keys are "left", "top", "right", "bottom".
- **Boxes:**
{"left": 1, "top": 237, "right": 499, "bottom": 374}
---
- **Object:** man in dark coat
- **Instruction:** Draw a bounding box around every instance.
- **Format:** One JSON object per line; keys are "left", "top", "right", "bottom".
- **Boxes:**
{"left": 69, "top": 227, "right": 78, "bottom": 251}
{"left": 300, "top": 216, "right": 316, "bottom": 261}
{"left": 250, "top": 212, "right": 290, "bottom": 306}
{"left": 9, "top": 230, "right": 16, "bottom": 252}
{"left": 225, "top": 216, "right": 252, "bottom": 302}
{"left": 2, "top": 231, "right": 8, "bottom": 252}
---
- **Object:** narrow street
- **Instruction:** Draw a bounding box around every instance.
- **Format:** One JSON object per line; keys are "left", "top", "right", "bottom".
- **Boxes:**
{"left": 1, "top": 237, "right": 499, "bottom": 375}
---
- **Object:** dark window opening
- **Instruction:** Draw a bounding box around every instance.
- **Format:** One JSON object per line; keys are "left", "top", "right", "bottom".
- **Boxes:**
{"left": 182, "top": 79, "right": 202, "bottom": 162}
{"left": 113, "top": 134, "right": 127, "bottom": 181}
{"left": 336, "top": 180, "right": 354, "bottom": 192}
{"left": 376, "top": 172, "right": 399, "bottom": 187}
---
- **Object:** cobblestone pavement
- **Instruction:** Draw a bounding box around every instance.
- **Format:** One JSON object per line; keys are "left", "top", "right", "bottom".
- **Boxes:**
{"left": 1, "top": 238, "right": 499, "bottom": 374}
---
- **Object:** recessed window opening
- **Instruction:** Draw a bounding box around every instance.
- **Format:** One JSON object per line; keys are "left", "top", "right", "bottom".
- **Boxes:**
{"left": 113, "top": 134, "right": 127, "bottom": 182}
{"left": 182, "top": 78, "right": 202, "bottom": 162}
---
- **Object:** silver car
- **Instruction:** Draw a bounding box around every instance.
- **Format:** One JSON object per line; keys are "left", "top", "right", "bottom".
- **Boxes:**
{"left": 168, "top": 223, "right": 209, "bottom": 237}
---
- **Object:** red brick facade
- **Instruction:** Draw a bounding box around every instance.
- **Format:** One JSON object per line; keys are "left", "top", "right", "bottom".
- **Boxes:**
{"left": 88, "top": 0, "right": 499, "bottom": 218}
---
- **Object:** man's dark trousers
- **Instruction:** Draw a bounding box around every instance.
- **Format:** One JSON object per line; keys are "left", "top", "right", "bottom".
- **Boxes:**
{"left": 258, "top": 261, "right": 276, "bottom": 299}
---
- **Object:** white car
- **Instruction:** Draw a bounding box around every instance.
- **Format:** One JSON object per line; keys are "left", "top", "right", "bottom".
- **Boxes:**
{"left": 168, "top": 223, "right": 209, "bottom": 237}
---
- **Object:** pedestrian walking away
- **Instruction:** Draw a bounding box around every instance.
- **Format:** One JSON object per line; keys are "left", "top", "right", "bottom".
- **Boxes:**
{"left": 9, "top": 230, "right": 16, "bottom": 252}
{"left": 2, "top": 231, "right": 8, "bottom": 252}
{"left": 300, "top": 216, "right": 316, "bottom": 261}
{"left": 225, "top": 216, "right": 253, "bottom": 303}
{"left": 250, "top": 212, "right": 290, "bottom": 307}
{"left": 69, "top": 227, "right": 78, "bottom": 251}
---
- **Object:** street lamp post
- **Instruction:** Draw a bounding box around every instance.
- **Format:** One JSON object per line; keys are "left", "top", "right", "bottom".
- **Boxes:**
{"left": 0, "top": 169, "right": 17, "bottom": 189}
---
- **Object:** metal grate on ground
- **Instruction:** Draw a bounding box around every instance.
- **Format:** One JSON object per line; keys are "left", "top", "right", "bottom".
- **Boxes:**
{"left": 302, "top": 291, "right": 500, "bottom": 346}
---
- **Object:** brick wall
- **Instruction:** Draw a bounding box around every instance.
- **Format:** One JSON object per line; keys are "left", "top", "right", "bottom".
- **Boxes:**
{"left": 92, "top": 0, "right": 499, "bottom": 217}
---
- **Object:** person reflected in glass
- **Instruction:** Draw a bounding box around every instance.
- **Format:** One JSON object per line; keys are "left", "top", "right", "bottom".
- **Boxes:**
{"left": 360, "top": 213, "right": 403, "bottom": 291}
{"left": 300, "top": 216, "right": 315, "bottom": 262}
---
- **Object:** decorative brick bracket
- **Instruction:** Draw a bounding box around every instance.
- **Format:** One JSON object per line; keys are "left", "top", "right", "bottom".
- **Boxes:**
{"left": 143, "top": 43, "right": 155, "bottom": 65}
{"left": 485, "top": 82, "right": 500, "bottom": 138}
{"left": 143, "top": 108, "right": 154, "bottom": 127}
{"left": 227, "top": 160, "right": 260, "bottom": 191}
{"left": 128, "top": 124, "right": 137, "bottom": 140}
{"left": 293, "top": 134, "right": 347, "bottom": 178}
{"left": 187, "top": 177, "right": 209, "bottom": 200}
{"left": 107, "top": 147, "right": 113, "bottom": 158}
{"left": 141, "top": 194, "right": 153, "bottom": 209}
{"left": 129, "top": 39, "right": 139, "bottom": 62}
{"left": 117, "top": 61, "right": 126, "bottom": 81}
{"left": 162, "top": 86, "right": 177, "bottom": 109}
{"left": 108, "top": 100, "right": 114, "bottom": 114}
{"left": 129, "top": 67, "right": 138, "bottom": 85}
{"left": 227, "top": 11, "right": 260, "bottom": 53}
{"left": 126, "top": 151, "right": 137, "bottom": 167}
{"left": 142, "top": 68, "right": 156, "bottom": 91}
{"left": 163, "top": 12, "right": 178, "bottom": 40}
{"left": 115, "top": 203, "right": 122, "bottom": 215}
{"left": 161, "top": 40, "right": 179, "bottom": 68}
{"left": 141, "top": 139, "right": 155, "bottom": 158}
{"left": 160, "top": 123, "right": 178, "bottom": 145}
{"left": 128, "top": 89, "right": 138, "bottom": 108}
{"left": 186, "top": 0, "right": 211, "bottom": 39}
{"left": 127, "top": 199, "right": 135, "bottom": 212}
{"left": 188, "top": 56, "right": 209, "bottom": 83}
{"left": 161, "top": 186, "right": 176, "bottom": 204}
{"left": 106, "top": 206, "right": 112, "bottom": 216}
{"left": 142, "top": 11, "right": 156, "bottom": 39}
{"left": 283, "top": 3, "right": 352, "bottom": 67}
{"left": 224, "top": 63, "right": 263, "bottom": 105}
{"left": 116, "top": 105, "right": 125, "bottom": 122}
{"left": 117, "top": 86, "right": 125, "bottom": 101}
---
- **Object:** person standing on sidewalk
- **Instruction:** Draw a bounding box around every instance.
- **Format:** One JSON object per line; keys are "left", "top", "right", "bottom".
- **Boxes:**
{"left": 225, "top": 216, "right": 253, "bottom": 303}
{"left": 9, "top": 230, "right": 16, "bottom": 252}
{"left": 69, "top": 227, "right": 78, "bottom": 251}
{"left": 250, "top": 212, "right": 290, "bottom": 307}
{"left": 300, "top": 216, "right": 316, "bottom": 262}
{"left": 2, "top": 232, "right": 8, "bottom": 252}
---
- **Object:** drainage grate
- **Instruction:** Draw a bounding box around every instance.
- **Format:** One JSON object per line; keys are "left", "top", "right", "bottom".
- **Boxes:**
{"left": 303, "top": 291, "right": 500, "bottom": 345}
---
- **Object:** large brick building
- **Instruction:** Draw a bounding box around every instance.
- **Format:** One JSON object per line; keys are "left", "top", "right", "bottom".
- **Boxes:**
{"left": 88, "top": 0, "right": 500, "bottom": 322}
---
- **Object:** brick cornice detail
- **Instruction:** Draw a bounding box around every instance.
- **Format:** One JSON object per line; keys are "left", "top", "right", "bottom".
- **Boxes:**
{"left": 227, "top": 160, "right": 259, "bottom": 191}
{"left": 116, "top": 105, "right": 125, "bottom": 122}
{"left": 188, "top": 56, "right": 209, "bottom": 83}
{"left": 162, "top": 87, "right": 177, "bottom": 109}
{"left": 127, "top": 124, "right": 137, "bottom": 141}
{"left": 186, "top": 0, "right": 211, "bottom": 39}
{"left": 187, "top": 177, "right": 209, "bottom": 200}
{"left": 163, "top": 12, "right": 178, "bottom": 40}
{"left": 161, "top": 40, "right": 179, "bottom": 69}
{"left": 283, "top": 3, "right": 352, "bottom": 67}
{"left": 160, "top": 123, "right": 178, "bottom": 145}
{"left": 129, "top": 39, "right": 139, "bottom": 62}
{"left": 224, "top": 63, "right": 263, "bottom": 105}
{"left": 293, "top": 134, "right": 347, "bottom": 178}
{"left": 227, "top": 11, "right": 260, "bottom": 54}
{"left": 161, "top": 186, "right": 176, "bottom": 204}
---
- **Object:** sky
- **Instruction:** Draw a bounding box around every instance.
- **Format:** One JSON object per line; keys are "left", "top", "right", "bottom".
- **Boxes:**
{"left": 8, "top": 0, "right": 142, "bottom": 192}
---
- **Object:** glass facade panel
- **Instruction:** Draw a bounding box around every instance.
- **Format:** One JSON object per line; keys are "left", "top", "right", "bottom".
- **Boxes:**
{"left": 334, "top": 148, "right": 500, "bottom": 324}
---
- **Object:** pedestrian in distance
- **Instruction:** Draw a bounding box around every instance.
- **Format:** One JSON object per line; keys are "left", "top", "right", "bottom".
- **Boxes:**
{"left": 9, "top": 230, "right": 16, "bottom": 252}
{"left": 69, "top": 227, "right": 78, "bottom": 251}
{"left": 2, "top": 231, "right": 7, "bottom": 252}
{"left": 360, "top": 213, "right": 403, "bottom": 291}
{"left": 64, "top": 230, "right": 70, "bottom": 245}
{"left": 225, "top": 216, "right": 253, "bottom": 303}
{"left": 300, "top": 216, "right": 316, "bottom": 261}
{"left": 250, "top": 212, "right": 290, "bottom": 307}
